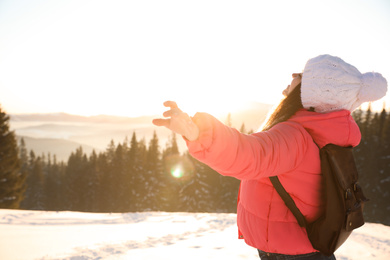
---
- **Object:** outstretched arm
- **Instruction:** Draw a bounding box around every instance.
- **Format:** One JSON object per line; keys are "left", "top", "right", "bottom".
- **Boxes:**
{"left": 152, "top": 101, "right": 200, "bottom": 141}
{"left": 154, "top": 101, "right": 309, "bottom": 180}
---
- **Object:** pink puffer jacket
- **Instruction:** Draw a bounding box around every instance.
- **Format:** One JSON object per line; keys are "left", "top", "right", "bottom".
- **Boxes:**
{"left": 185, "top": 109, "right": 361, "bottom": 254}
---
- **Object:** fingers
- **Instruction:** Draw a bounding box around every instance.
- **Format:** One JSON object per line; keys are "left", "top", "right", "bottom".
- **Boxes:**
{"left": 152, "top": 118, "right": 170, "bottom": 127}
{"left": 163, "top": 107, "right": 182, "bottom": 118}
{"left": 162, "top": 101, "right": 182, "bottom": 117}
{"left": 153, "top": 101, "right": 199, "bottom": 140}
{"left": 292, "top": 73, "right": 302, "bottom": 79}
{"left": 152, "top": 101, "right": 180, "bottom": 127}
{"left": 163, "top": 101, "right": 178, "bottom": 109}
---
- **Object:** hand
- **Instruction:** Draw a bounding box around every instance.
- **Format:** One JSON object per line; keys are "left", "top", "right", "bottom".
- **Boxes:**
{"left": 152, "top": 101, "right": 200, "bottom": 141}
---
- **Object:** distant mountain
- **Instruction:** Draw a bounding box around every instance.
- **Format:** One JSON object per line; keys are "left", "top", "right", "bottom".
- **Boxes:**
{"left": 10, "top": 112, "right": 156, "bottom": 124}
{"left": 9, "top": 102, "right": 272, "bottom": 128}
{"left": 10, "top": 103, "right": 273, "bottom": 162}
{"left": 16, "top": 136, "right": 98, "bottom": 162}
{"left": 10, "top": 113, "right": 181, "bottom": 161}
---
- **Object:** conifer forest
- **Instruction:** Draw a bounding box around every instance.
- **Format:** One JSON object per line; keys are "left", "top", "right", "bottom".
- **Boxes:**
{"left": 1, "top": 106, "right": 389, "bottom": 225}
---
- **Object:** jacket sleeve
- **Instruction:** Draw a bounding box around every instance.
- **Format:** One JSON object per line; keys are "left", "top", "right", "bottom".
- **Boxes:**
{"left": 185, "top": 112, "right": 312, "bottom": 180}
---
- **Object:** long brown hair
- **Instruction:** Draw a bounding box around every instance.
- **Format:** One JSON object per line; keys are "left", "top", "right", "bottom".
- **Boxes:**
{"left": 261, "top": 83, "right": 303, "bottom": 131}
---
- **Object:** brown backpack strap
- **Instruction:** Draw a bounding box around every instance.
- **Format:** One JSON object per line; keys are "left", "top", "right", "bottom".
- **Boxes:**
{"left": 269, "top": 176, "right": 307, "bottom": 228}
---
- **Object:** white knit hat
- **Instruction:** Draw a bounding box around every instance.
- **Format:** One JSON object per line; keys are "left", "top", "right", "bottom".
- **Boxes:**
{"left": 301, "top": 54, "right": 388, "bottom": 113}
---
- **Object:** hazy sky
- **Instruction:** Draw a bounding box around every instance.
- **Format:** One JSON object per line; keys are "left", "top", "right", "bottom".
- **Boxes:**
{"left": 0, "top": 0, "right": 389, "bottom": 117}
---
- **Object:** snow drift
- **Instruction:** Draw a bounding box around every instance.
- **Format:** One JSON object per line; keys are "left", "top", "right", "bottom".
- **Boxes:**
{"left": 0, "top": 209, "right": 389, "bottom": 260}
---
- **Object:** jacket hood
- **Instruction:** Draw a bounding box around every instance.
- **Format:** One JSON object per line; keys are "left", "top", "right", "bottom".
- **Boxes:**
{"left": 289, "top": 109, "right": 361, "bottom": 148}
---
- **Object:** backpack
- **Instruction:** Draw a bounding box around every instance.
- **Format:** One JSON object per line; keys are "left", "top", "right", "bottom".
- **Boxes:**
{"left": 269, "top": 144, "right": 368, "bottom": 256}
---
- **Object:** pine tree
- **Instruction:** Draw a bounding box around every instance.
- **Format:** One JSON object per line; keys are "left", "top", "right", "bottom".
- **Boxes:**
{"left": 239, "top": 123, "right": 246, "bottom": 133}
{"left": 353, "top": 108, "right": 390, "bottom": 225}
{"left": 96, "top": 152, "right": 110, "bottom": 212}
{"left": 0, "top": 107, "right": 24, "bottom": 208}
{"left": 160, "top": 133, "right": 182, "bottom": 211}
{"left": 217, "top": 174, "right": 240, "bottom": 213}
{"left": 44, "top": 154, "right": 65, "bottom": 211}
{"left": 65, "top": 147, "right": 89, "bottom": 211}
{"left": 378, "top": 107, "right": 387, "bottom": 139}
{"left": 127, "top": 132, "right": 141, "bottom": 211}
{"left": 142, "top": 131, "right": 161, "bottom": 211}
{"left": 381, "top": 108, "right": 390, "bottom": 144}
{"left": 22, "top": 152, "right": 45, "bottom": 210}
{"left": 18, "top": 138, "right": 29, "bottom": 206}
{"left": 111, "top": 143, "right": 128, "bottom": 212}
{"left": 178, "top": 156, "right": 218, "bottom": 212}
{"left": 86, "top": 150, "right": 101, "bottom": 212}
{"left": 19, "top": 138, "right": 28, "bottom": 176}
{"left": 99, "top": 141, "right": 117, "bottom": 212}
{"left": 226, "top": 113, "right": 232, "bottom": 127}
{"left": 44, "top": 153, "right": 56, "bottom": 210}
{"left": 119, "top": 138, "right": 133, "bottom": 212}
{"left": 146, "top": 131, "right": 160, "bottom": 170}
{"left": 374, "top": 108, "right": 390, "bottom": 224}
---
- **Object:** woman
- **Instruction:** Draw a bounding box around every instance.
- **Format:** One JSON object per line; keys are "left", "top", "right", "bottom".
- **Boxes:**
{"left": 152, "top": 54, "right": 387, "bottom": 259}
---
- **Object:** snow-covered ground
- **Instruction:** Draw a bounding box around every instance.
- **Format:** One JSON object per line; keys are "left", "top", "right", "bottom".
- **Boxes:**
{"left": 0, "top": 210, "right": 389, "bottom": 260}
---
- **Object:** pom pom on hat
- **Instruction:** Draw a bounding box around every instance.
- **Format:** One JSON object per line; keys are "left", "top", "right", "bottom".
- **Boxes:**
{"left": 301, "top": 54, "right": 388, "bottom": 113}
{"left": 359, "top": 72, "right": 388, "bottom": 102}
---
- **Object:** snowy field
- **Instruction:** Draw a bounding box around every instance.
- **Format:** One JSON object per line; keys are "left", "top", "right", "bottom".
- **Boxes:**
{"left": 0, "top": 210, "right": 389, "bottom": 260}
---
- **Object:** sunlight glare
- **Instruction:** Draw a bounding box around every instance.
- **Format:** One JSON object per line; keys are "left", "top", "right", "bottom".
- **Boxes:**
{"left": 171, "top": 166, "right": 184, "bottom": 179}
